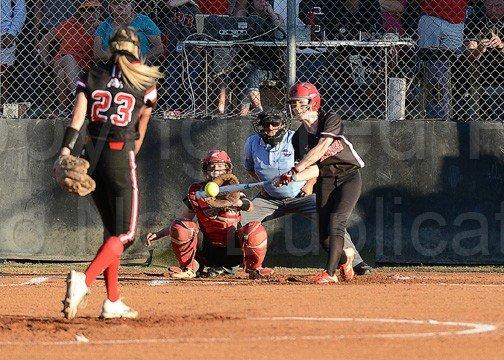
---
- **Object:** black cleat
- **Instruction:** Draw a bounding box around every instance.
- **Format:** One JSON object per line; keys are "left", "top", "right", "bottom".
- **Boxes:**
{"left": 353, "top": 262, "right": 373, "bottom": 276}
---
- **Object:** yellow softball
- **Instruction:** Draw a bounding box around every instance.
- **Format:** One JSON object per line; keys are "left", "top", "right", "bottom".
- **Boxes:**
{"left": 204, "top": 181, "right": 220, "bottom": 197}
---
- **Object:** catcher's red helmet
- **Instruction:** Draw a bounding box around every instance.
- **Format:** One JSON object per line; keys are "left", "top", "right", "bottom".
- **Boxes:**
{"left": 201, "top": 149, "right": 233, "bottom": 171}
{"left": 288, "top": 82, "right": 321, "bottom": 112}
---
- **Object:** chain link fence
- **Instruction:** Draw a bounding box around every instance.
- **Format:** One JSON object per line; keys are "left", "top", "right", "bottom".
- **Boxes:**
{"left": 0, "top": 0, "right": 502, "bottom": 121}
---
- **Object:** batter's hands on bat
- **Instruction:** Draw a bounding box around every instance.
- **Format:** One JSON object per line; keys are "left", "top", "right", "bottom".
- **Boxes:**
{"left": 274, "top": 168, "right": 297, "bottom": 187}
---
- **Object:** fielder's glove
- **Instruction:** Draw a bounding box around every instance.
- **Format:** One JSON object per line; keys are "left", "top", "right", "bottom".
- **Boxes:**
{"left": 204, "top": 173, "right": 241, "bottom": 208}
{"left": 53, "top": 154, "right": 96, "bottom": 196}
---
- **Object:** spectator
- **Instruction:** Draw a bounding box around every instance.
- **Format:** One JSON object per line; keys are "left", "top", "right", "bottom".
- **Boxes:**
{"left": 234, "top": 0, "right": 284, "bottom": 116}
{"left": 417, "top": 0, "right": 469, "bottom": 119}
{"left": 35, "top": 0, "right": 80, "bottom": 35}
{"left": 39, "top": 0, "right": 101, "bottom": 116}
{"left": 1, "top": 0, "right": 26, "bottom": 107}
{"left": 157, "top": 0, "right": 202, "bottom": 119}
{"left": 198, "top": 0, "right": 229, "bottom": 14}
{"left": 380, "top": 0, "right": 408, "bottom": 36}
{"left": 464, "top": 0, "right": 503, "bottom": 121}
{"left": 197, "top": 0, "right": 234, "bottom": 114}
{"left": 94, "top": 0, "right": 163, "bottom": 63}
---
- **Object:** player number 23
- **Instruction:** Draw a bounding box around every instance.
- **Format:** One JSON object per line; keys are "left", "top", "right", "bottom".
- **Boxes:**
{"left": 91, "top": 90, "right": 136, "bottom": 126}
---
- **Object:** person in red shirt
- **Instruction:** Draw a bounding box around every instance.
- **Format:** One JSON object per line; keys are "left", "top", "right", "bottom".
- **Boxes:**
{"left": 39, "top": 0, "right": 101, "bottom": 116}
{"left": 198, "top": 0, "right": 229, "bottom": 14}
{"left": 417, "top": 0, "right": 469, "bottom": 120}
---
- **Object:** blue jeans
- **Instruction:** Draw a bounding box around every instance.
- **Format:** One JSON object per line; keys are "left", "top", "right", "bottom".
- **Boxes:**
{"left": 242, "top": 65, "right": 276, "bottom": 106}
{"left": 418, "top": 15, "right": 464, "bottom": 119}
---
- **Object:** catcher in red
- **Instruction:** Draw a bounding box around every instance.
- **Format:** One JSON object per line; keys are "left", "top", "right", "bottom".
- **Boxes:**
{"left": 146, "top": 149, "right": 273, "bottom": 279}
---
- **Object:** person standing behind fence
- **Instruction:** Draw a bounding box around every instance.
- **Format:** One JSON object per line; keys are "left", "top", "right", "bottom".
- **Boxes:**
{"left": 94, "top": 0, "right": 164, "bottom": 63}
{"left": 39, "top": 0, "right": 101, "bottom": 117}
{"left": 464, "top": 0, "right": 503, "bottom": 121}
{"left": 157, "top": 0, "right": 202, "bottom": 119}
{"left": 417, "top": 0, "right": 469, "bottom": 120}
{"left": 233, "top": 0, "right": 284, "bottom": 116}
{"left": 0, "top": 0, "right": 26, "bottom": 108}
{"left": 380, "top": 0, "right": 408, "bottom": 36}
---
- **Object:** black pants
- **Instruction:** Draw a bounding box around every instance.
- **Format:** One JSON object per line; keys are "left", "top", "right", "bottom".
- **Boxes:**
{"left": 316, "top": 170, "right": 362, "bottom": 274}
{"left": 85, "top": 141, "right": 138, "bottom": 247}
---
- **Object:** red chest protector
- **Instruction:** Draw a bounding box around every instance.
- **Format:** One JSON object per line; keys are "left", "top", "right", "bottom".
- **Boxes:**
{"left": 187, "top": 183, "right": 241, "bottom": 247}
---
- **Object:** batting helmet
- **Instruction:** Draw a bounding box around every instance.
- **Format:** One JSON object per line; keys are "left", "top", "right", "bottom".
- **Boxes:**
{"left": 288, "top": 82, "right": 321, "bottom": 112}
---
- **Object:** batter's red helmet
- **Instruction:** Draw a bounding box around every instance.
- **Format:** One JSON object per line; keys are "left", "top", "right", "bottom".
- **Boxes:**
{"left": 201, "top": 149, "right": 233, "bottom": 171}
{"left": 288, "top": 82, "right": 321, "bottom": 112}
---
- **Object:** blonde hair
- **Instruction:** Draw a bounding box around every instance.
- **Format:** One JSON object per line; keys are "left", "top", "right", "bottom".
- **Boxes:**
{"left": 109, "top": 27, "right": 163, "bottom": 91}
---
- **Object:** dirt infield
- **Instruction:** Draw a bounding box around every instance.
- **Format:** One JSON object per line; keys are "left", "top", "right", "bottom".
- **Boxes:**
{"left": 1, "top": 266, "right": 503, "bottom": 360}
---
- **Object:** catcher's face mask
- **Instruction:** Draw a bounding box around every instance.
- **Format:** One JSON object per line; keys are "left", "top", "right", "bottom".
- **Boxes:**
{"left": 203, "top": 162, "right": 230, "bottom": 181}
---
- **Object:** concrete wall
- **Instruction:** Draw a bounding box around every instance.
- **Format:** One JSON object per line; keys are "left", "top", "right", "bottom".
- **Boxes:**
{"left": 1, "top": 117, "right": 503, "bottom": 265}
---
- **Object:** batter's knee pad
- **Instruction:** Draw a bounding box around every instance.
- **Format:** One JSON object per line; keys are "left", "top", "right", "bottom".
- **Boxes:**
{"left": 237, "top": 221, "right": 268, "bottom": 270}
{"left": 170, "top": 219, "right": 199, "bottom": 271}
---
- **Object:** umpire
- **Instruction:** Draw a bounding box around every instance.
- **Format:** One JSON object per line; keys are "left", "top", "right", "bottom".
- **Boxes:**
{"left": 240, "top": 108, "right": 371, "bottom": 275}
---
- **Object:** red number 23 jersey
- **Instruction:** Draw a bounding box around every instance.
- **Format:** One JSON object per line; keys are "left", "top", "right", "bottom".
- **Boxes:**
{"left": 76, "top": 61, "right": 158, "bottom": 142}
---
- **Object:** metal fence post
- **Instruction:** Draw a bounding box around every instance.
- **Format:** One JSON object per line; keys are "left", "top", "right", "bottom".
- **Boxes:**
{"left": 286, "top": 0, "right": 297, "bottom": 90}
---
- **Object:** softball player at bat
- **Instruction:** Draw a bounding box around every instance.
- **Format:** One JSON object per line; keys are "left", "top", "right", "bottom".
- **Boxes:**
{"left": 277, "top": 82, "right": 365, "bottom": 284}
{"left": 59, "top": 27, "right": 162, "bottom": 319}
{"left": 146, "top": 150, "right": 274, "bottom": 279}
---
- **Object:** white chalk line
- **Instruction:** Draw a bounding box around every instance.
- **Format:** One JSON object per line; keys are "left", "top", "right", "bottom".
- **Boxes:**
{"left": 421, "top": 283, "right": 504, "bottom": 288}
{"left": 0, "top": 316, "right": 497, "bottom": 347}
{"left": 0, "top": 277, "right": 49, "bottom": 287}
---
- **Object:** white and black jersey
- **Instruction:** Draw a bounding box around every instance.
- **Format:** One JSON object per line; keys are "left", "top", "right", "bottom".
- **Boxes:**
{"left": 76, "top": 61, "right": 157, "bottom": 142}
{"left": 292, "top": 112, "right": 364, "bottom": 177}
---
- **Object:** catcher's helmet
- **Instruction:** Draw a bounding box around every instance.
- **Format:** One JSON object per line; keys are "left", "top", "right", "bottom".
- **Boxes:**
{"left": 288, "top": 82, "right": 321, "bottom": 112}
{"left": 201, "top": 149, "right": 233, "bottom": 171}
{"left": 253, "top": 107, "right": 290, "bottom": 147}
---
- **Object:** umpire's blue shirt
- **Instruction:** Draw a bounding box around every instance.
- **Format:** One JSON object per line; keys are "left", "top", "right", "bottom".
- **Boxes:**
{"left": 244, "top": 130, "right": 305, "bottom": 199}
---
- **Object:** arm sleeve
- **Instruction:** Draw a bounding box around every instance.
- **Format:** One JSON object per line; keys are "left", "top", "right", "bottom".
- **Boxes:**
{"left": 243, "top": 136, "right": 254, "bottom": 172}
{"left": 144, "top": 85, "right": 158, "bottom": 107}
{"left": 8, "top": 0, "right": 27, "bottom": 36}
{"left": 320, "top": 113, "right": 343, "bottom": 138}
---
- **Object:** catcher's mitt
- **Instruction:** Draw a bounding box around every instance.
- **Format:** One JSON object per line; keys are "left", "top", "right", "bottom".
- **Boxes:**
{"left": 204, "top": 173, "right": 241, "bottom": 208}
{"left": 53, "top": 155, "right": 96, "bottom": 196}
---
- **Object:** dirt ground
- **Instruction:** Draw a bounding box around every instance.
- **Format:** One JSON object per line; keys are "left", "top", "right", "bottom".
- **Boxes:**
{"left": 0, "top": 265, "right": 503, "bottom": 360}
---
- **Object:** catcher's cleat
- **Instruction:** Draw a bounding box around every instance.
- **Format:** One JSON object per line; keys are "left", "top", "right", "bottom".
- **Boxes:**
{"left": 100, "top": 299, "right": 138, "bottom": 319}
{"left": 339, "top": 248, "right": 356, "bottom": 282}
{"left": 247, "top": 267, "right": 274, "bottom": 280}
{"left": 354, "top": 262, "right": 373, "bottom": 276}
{"left": 62, "top": 270, "right": 89, "bottom": 320}
{"left": 314, "top": 270, "right": 339, "bottom": 284}
{"left": 170, "top": 267, "right": 197, "bottom": 279}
